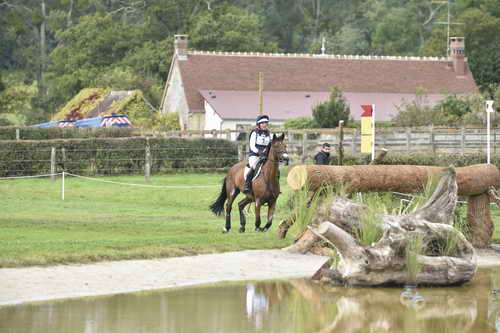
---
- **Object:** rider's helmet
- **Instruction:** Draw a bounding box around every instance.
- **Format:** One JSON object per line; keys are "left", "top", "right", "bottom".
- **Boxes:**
{"left": 256, "top": 115, "right": 270, "bottom": 125}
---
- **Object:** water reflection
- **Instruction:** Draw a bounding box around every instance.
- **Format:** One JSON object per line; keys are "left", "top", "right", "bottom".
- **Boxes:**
{"left": 1, "top": 269, "right": 500, "bottom": 333}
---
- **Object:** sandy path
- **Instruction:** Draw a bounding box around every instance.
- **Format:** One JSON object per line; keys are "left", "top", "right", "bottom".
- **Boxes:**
{"left": 0, "top": 250, "right": 328, "bottom": 306}
{"left": 2, "top": 248, "right": 500, "bottom": 307}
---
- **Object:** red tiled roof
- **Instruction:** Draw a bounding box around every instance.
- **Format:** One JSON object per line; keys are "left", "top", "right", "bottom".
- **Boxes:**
{"left": 200, "top": 90, "right": 449, "bottom": 122}
{"left": 178, "top": 52, "right": 478, "bottom": 112}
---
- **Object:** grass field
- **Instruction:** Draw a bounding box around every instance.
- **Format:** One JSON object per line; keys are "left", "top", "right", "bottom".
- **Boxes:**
{"left": 0, "top": 173, "right": 294, "bottom": 267}
{"left": 0, "top": 172, "right": 499, "bottom": 267}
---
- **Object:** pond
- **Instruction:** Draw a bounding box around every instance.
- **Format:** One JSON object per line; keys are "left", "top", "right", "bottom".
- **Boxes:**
{"left": 2, "top": 268, "right": 500, "bottom": 333}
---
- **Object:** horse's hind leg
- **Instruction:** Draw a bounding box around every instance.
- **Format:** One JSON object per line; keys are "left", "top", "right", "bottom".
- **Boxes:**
{"left": 223, "top": 188, "right": 239, "bottom": 233}
{"left": 238, "top": 197, "right": 252, "bottom": 233}
{"left": 262, "top": 200, "right": 276, "bottom": 232}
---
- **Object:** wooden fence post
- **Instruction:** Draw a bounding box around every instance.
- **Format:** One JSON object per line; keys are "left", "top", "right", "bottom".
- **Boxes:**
{"left": 238, "top": 143, "right": 245, "bottom": 161}
{"left": 301, "top": 134, "right": 306, "bottom": 159}
{"left": 352, "top": 129, "right": 359, "bottom": 152}
{"left": 50, "top": 147, "right": 56, "bottom": 182}
{"left": 338, "top": 120, "right": 344, "bottom": 166}
{"left": 16, "top": 128, "right": 20, "bottom": 141}
{"left": 430, "top": 125, "right": 435, "bottom": 153}
{"left": 460, "top": 127, "right": 466, "bottom": 155}
{"left": 406, "top": 128, "right": 411, "bottom": 152}
{"left": 61, "top": 148, "right": 66, "bottom": 172}
{"left": 145, "top": 140, "right": 151, "bottom": 182}
{"left": 494, "top": 127, "right": 497, "bottom": 156}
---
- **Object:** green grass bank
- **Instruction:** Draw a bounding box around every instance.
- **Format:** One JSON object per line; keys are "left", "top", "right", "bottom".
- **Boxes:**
{"left": 0, "top": 173, "right": 292, "bottom": 267}
{"left": 0, "top": 172, "right": 498, "bottom": 268}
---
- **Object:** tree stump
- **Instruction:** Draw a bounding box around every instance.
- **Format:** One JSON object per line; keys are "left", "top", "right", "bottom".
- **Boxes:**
{"left": 467, "top": 193, "right": 493, "bottom": 248}
{"left": 287, "top": 167, "right": 478, "bottom": 287}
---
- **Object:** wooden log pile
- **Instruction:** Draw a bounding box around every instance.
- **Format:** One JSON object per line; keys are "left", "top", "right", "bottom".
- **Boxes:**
{"left": 285, "top": 167, "right": 478, "bottom": 287}
{"left": 286, "top": 163, "right": 500, "bottom": 248}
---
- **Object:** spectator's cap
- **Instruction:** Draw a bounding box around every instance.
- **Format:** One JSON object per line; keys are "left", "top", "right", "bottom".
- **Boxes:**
{"left": 256, "top": 115, "right": 270, "bottom": 124}
{"left": 322, "top": 143, "right": 331, "bottom": 148}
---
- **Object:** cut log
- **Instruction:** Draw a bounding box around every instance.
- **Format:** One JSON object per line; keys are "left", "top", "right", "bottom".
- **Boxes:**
{"left": 287, "top": 164, "right": 500, "bottom": 196}
{"left": 467, "top": 193, "right": 493, "bottom": 248}
{"left": 286, "top": 167, "right": 477, "bottom": 287}
{"left": 282, "top": 228, "right": 321, "bottom": 254}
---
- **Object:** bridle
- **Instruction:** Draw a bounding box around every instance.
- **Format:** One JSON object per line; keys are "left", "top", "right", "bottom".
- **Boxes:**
{"left": 267, "top": 142, "right": 289, "bottom": 164}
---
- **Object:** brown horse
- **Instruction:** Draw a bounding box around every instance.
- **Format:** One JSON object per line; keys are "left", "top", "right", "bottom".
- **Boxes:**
{"left": 210, "top": 133, "right": 289, "bottom": 233}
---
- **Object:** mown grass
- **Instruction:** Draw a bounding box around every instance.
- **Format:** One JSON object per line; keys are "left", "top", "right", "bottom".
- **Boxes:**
{"left": 0, "top": 173, "right": 292, "bottom": 267}
{"left": 1, "top": 172, "right": 499, "bottom": 267}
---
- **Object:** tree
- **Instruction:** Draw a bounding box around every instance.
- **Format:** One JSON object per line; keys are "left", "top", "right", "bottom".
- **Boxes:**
{"left": 458, "top": 8, "right": 500, "bottom": 92}
{"left": 330, "top": 25, "right": 370, "bottom": 55}
{"left": 189, "top": 4, "right": 278, "bottom": 52}
{"left": 312, "top": 88, "right": 350, "bottom": 128}
{"left": 48, "top": 13, "right": 143, "bottom": 108}
{"left": 372, "top": 8, "right": 421, "bottom": 55}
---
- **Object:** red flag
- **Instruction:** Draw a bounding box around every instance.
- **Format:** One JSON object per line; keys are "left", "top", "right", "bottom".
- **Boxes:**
{"left": 361, "top": 105, "right": 373, "bottom": 117}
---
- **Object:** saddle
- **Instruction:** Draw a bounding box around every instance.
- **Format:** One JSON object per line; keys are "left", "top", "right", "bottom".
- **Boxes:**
{"left": 252, "top": 158, "right": 265, "bottom": 180}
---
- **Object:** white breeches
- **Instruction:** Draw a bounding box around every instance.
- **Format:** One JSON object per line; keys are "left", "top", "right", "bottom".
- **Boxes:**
{"left": 244, "top": 156, "right": 260, "bottom": 179}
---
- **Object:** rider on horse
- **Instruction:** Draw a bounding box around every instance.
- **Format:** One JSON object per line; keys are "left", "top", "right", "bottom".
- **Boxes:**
{"left": 243, "top": 115, "right": 271, "bottom": 193}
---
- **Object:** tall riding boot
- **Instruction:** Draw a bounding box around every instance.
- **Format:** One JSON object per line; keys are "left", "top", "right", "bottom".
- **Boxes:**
{"left": 243, "top": 169, "right": 254, "bottom": 193}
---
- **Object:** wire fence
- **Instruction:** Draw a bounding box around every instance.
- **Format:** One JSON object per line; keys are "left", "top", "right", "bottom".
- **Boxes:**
{"left": 0, "top": 146, "right": 240, "bottom": 177}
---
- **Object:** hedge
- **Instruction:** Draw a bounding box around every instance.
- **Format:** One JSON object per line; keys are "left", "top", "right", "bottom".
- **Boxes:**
{"left": 0, "top": 137, "right": 238, "bottom": 176}
{"left": 330, "top": 152, "right": 500, "bottom": 170}
{"left": 0, "top": 126, "right": 140, "bottom": 141}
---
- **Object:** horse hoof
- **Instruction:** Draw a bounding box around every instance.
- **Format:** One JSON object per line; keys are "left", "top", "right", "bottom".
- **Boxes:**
{"left": 239, "top": 227, "right": 245, "bottom": 233}
{"left": 262, "top": 227, "right": 269, "bottom": 232}
{"left": 255, "top": 227, "right": 262, "bottom": 232}
{"left": 222, "top": 228, "right": 230, "bottom": 233}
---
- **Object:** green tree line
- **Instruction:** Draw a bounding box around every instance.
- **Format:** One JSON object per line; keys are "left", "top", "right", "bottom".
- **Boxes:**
{"left": 0, "top": 0, "right": 499, "bottom": 125}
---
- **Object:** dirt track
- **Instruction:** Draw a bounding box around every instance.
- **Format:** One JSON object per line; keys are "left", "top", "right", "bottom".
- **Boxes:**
{"left": 0, "top": 250, "right": 328, "bottom": 306}
{"left": 2, "top": 248, "right": 500, "bottom": 307}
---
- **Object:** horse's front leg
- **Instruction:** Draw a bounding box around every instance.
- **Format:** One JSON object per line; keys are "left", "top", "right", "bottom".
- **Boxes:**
{"left": 262, "top": 200, "right": 276, "bottom": 232}
{"left": 255, "top": 199, "right": 263, "bottom": 232}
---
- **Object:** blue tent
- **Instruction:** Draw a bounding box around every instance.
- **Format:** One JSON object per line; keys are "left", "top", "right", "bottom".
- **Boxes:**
{"left": 32, "top": 120, "right": 75, "bottom": 127}
{"left": 74, "top": 115, "right": 132, "bottom": 128}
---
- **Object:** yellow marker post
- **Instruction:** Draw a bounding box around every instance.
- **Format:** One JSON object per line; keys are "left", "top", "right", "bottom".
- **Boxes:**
{"left": 360, "top": 105, "right": 375, "bottom": 160}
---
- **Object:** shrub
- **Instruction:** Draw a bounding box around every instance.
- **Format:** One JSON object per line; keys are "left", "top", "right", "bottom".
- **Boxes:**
{"left": 312, "top": 87, "right": 350, "bottom": 128}
{"left": 435, "top": 95, "right": 472, "bottom": 118}
{"left": 392, "top": 92, "right": 455, "bottom": 127}
{"left": 154, "top": 112, "right": 181, "bottom": 131}
{"left": 284, "top": 117, "right": 315, "bottom": 129}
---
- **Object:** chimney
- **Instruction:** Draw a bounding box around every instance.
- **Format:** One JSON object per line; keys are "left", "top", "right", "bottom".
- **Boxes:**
{"left": 174, "top": 34, "right": 188, "bottom": 60}
{"left": 450, "top": 37, "right": 466, "bottom": 76}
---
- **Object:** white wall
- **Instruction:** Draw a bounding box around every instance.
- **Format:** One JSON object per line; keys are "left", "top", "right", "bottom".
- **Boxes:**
{"left": 204, "top": 99, "right": 286, "bottom": 140}
{"left": 203, "top": 101, "right": 223, "bottom": 131}
{"left": 161, "top": 60, "right": 190, "bottom": 129}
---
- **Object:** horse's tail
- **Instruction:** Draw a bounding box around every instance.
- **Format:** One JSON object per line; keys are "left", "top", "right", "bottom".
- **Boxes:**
{"left": 209, "top": 177, "right": 227, "bottom": 216}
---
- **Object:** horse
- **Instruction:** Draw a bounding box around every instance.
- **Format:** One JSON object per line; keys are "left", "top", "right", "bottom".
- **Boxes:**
{"left": 209, "top": 133, "right": 289, "bottom": 233}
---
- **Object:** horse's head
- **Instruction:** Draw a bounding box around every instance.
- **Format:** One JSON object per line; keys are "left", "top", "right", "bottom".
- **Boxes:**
{"left": 269, "top": 133, "right": 289, "bottom": 165}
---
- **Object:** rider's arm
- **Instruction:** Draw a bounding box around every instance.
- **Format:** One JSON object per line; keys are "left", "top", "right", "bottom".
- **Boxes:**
{"left": 249, "top": 131, "right": 259, "bottom": 154}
